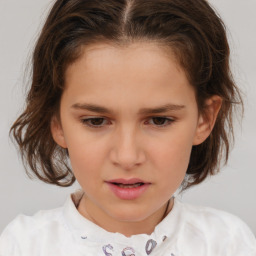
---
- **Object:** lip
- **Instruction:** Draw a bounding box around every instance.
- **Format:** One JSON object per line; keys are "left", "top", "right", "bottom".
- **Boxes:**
{"left": 106, "top": 178, "right": 151, "bottom": 200}
{"left": 107, "top": 178, "right": 147, "bottom": 184}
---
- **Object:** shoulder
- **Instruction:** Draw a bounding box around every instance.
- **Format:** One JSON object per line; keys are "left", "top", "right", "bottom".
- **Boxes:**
{"left": 4, "top": 206, "right": 62, "bottom": 229}
{"left": 0, "top": 207, "right": 68, "bottom": 254}
{"left": 2, "top": 206, "right": 64, "bottom": 235}
{"left": 176, "top": 200, "right": 256, "bottom": 254}
{"left": 180, "top": 201, "right": 247, "bottom": 229}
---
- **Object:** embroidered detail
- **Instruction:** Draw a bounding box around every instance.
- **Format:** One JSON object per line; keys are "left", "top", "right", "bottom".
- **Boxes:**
{"left": 121, "top": 247, "right": 135, "bottom": 256}
{"left": 81, "top": 236, "right": 87, "bottom": 240}
{"left": 145, "top": 239, "right": 157, "bottom": 255}
{"left": 102, "top": 244, "right": 114, "bottom": 256}
{"left": 162, "top": 236, "right": 167, "bottom": 241}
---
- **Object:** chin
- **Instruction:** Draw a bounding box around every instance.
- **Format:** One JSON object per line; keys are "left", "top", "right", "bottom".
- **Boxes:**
{"left": 107, "top": 205, "right": 153, "bottom": 223}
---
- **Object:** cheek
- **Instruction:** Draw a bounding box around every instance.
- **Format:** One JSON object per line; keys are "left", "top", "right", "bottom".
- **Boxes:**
{"left": 66, "top": 134, "right": 107, "bottom": 180}
{"left": 149, "top": 129, "right": 195, "bottom": 179}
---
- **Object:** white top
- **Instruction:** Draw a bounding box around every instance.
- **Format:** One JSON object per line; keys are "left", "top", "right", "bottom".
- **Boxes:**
{"left": 0, "top": 190, "right": 255, "bottom": 256}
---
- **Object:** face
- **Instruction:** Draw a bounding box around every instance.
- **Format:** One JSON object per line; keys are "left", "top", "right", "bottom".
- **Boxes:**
{"left": 52, "top": 42, "right": 216, "bottom": 235}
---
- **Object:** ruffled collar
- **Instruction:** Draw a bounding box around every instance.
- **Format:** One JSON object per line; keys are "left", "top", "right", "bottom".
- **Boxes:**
{"left": 62, "top": 190, "right": 183, "bottom": 255}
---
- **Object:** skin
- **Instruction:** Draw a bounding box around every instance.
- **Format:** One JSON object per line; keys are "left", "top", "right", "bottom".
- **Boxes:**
{"left": 51, "top": 42, "right": 221, "bottom": 237}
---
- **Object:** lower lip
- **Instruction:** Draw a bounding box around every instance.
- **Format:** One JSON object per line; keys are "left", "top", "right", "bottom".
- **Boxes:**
{"left": 107, "top": 183, "right": 150, "bottom": 200}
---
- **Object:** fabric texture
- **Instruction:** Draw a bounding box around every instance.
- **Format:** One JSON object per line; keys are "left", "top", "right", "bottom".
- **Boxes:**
{"left": 0, "top": 190, "right": 255, "bottom": 256}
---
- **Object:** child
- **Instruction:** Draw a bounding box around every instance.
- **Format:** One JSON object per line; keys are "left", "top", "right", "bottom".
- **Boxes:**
{"left": 0, "top": 0, "right": 255, "bottom": 255}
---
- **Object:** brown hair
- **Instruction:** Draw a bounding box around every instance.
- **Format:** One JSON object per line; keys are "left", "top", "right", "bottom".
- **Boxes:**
{"left": 10, "top": 0, "right": 242, "bottom": 189}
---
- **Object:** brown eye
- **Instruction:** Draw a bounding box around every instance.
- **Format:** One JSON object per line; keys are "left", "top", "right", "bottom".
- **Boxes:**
{"left": 89, "top": 118, "right": 104, "bottom": 126}
{"left": 146, "top": 117, "right": 174, "bottom": 127}
{"left": 152, "top": 117, "right": 168, "bottom": 125}
{"left": 81, "top": 117, "right": 108, "bottom": 128}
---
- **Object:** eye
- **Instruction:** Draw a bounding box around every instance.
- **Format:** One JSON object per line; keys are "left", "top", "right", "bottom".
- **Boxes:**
{"left": 146, "top": 117, "right": 174, "bottom": 127}
{"left": 81, "top": 117, "right": 110, "bottom": 128}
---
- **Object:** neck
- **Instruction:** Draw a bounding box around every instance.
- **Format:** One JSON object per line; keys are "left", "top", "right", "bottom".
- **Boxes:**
{"left": 77, "top": 195, "right": 173, "bottom": 237}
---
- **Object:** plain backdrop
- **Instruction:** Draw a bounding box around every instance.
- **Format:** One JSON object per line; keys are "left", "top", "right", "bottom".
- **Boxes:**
{"left": 0, "top": 0, "right": 255, "bottom": 235}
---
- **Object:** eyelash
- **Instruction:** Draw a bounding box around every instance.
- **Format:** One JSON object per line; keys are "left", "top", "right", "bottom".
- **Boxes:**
{"left": 81, "top": 117, "right": 110, "bottom": 128}
{"left": 80, "top": 117, "right": 175, "bottom": 128}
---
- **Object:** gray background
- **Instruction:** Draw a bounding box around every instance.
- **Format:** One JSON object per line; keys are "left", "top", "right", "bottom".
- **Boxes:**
{"left": 0, "top": 0, "right": 255, "bottom": 234}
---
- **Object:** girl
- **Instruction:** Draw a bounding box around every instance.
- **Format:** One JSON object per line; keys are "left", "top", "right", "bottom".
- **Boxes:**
{"left": 0, "top": 0, "right": 255, "bottom": 255}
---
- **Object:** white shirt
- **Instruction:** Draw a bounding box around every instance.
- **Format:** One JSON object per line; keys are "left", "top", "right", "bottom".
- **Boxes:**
{"left": 0, "top": 190, "right": 255, "bottom": 256}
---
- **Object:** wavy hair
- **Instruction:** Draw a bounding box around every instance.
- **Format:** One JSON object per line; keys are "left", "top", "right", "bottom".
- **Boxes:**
{"left": 10, "top": 0, "right": 242, "bottom": 189}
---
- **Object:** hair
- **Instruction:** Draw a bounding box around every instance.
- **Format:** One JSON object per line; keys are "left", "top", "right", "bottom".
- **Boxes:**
{"left": 10, "top": 0, "right": 242, "bottom": 189}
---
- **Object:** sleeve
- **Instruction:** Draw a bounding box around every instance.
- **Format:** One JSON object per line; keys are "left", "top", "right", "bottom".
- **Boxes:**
{"left": 226, "top": 216, "right": 256, "bottom": 256}
{"left": 0, "top": 224, "right": 20, "bottom": 256}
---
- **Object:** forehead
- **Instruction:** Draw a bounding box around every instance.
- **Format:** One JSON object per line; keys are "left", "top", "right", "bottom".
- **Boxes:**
{"left": 65, "top": 42, "right": 185, "bottom": 87}
{"left": 63, "top": 42, "right": 196, "bottom": 111}
{"left": 78, "top": 41, "right": 175, "bottom": 64}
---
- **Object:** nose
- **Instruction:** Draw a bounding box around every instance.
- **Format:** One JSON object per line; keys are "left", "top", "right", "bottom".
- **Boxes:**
{"left": 109, "top": 126, "right": 146, "bottom": 170}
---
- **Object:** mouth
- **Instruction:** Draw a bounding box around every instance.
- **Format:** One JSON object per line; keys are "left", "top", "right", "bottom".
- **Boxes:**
{"left": 111, "top": 182, "right": 145, "bottom": 189}
{"left": 107, "top": 178, "right": 149, "bottom": 187}
{"left": 106, "top": 178, "right": 150, "bottom": 200}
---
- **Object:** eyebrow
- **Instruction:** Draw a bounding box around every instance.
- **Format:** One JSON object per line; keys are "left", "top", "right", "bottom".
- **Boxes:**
{"left": 138, "top": 104, "right": 185, "bottom": 115}
{"left": 72, "top": 103, "right": 113, "bottom": 114}
{"left": 71, "top": 103, "right": 185, "bottom": 115}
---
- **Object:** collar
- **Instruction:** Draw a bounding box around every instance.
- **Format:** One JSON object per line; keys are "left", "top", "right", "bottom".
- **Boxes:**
{"left": 62, "top": 190, "right": 184, "bottom": 253}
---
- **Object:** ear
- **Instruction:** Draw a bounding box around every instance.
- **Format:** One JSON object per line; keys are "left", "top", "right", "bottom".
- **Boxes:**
{"left": 51, "top": 116, "right": 67, "bottom": 148}
{"left": 193, "top": 95, "right": 222, "bottom": 145}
